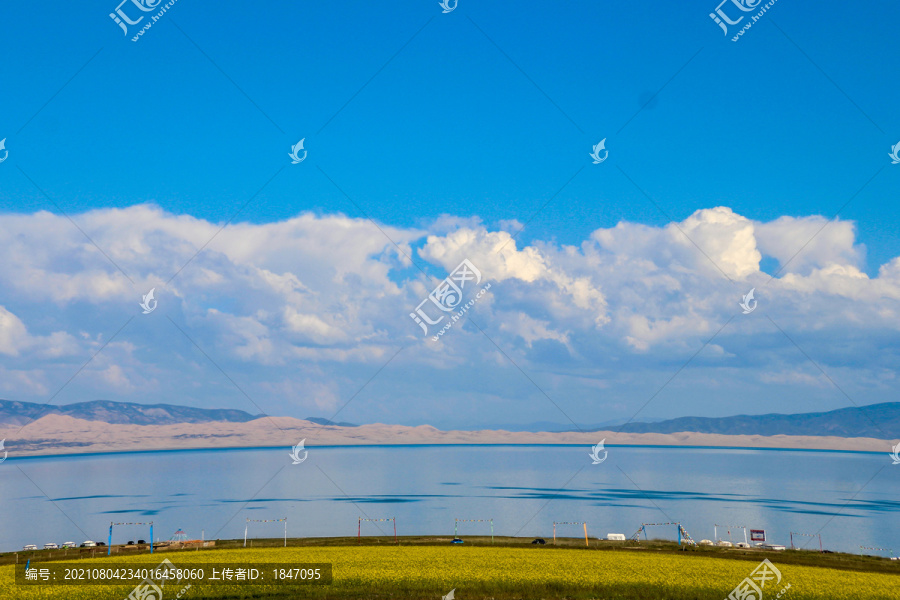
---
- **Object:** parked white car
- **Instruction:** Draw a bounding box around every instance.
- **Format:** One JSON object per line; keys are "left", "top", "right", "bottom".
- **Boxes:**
{"left": 760, "top": 543, "right": 786, "bottom": 551}
{"left": 81, "top": 540, "right": 97, "bottom": 548}
{"left": 62, "top": 541, "right": 77, "bottom": 549}
{"left": 23, "top": 544, "right": 38, "bottom": 551}
{"left": 43, "top": 543, "right": 59, "bottom": 550}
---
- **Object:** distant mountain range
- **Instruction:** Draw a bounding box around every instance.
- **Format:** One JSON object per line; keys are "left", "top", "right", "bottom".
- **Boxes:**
{"left": 460, "top": 418, "right": 667, "bottom": 433}
{"left": 303, "top": 417, "right": 357, "bottom": 428}
{"left": 1, "top": 399, "right": 896, "bottom": 439}
{"left": 0, "top": 399, "right": 361, "bottom": 428}
{"left": 609, "top": 402, "right": 900, "bottom": 439}
{"left": 464, "top": 404, "right": 900, "bottom": 438}
{"left": 0, "top": 400, "right": 264, "bottom": 426}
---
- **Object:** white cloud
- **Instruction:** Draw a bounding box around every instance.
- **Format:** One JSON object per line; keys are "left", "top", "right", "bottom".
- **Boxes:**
{"left": 675, "top": 206, "right": 761, "bottom": 279}
{"left": 499, "top": 312, "right": 572, "bottom": 350}
{"left": 420, "top": 226, "right": 608, "bottom": 326}
{"left": 0, "top": 305, "right": 29, "bottom": 356}
{"left": 624, "top": 314, "right": 711, "bottom": 352}
{"left": 0, "top": 204, "right": 898, "bottom": 424}
{"left": 0, "top": 366, "right": 48, "bottom": 395}
{"left": 99, "top": 364, "right": 135, "bottom": 392}
{"left": 755, "top": 216, "right": 863, "bottom": 275}
{"left": 0, "top": 305, "right": 78, "bottom": 358}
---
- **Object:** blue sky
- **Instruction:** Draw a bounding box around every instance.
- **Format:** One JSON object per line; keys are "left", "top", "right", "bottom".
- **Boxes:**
{"left": 1, "top": 0, "right": 899, "bottom": 429}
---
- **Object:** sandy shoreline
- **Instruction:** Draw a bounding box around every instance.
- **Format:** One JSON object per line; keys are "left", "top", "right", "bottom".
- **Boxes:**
{"left": 0, "top": 414, "right": 893, "bottom": 458}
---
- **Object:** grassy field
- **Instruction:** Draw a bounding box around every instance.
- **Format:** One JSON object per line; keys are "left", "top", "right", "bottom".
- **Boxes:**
{"left": 1, "top": 537, "right": 897, "bottom": 599}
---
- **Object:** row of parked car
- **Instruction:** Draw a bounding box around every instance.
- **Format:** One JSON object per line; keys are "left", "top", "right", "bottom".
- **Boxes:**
{"left": 22, "top": 540, "right": 111, "bottom": 550}
{"left": 697, "top": 539, "right": 787, "bottom": 550}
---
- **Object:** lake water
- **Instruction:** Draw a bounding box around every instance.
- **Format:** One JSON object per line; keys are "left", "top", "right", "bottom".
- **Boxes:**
{"left": 1, "top": 445, "right": 897, "bottom": 555}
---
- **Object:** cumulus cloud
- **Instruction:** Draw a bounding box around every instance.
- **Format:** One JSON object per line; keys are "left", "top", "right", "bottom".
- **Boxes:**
{"left": 420, "top": 226, "right": 608, "bottom": 326}
{"left": 0, "top": 204, "right": 897, "bottom": 424}
{"left": 755, "top": 216, "right": 864, "bottom": 275}
{"left": 0, "top": 305, "right": 78, "bottom": 358}
{"left": 675, "top": 207, "right": 761, "bottom": 279}
{"left": 0, "top": 306, "right": 29, "bottom": 356}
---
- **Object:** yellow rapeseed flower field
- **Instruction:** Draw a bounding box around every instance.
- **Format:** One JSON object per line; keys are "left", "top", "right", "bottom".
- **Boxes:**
{"left": 1, "top": 546, "right": 897, "bottom": 599}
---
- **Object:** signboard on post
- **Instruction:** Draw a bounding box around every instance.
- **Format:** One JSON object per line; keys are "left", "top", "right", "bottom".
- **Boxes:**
{"left": 750, "top": 529, "right": 766, "bottom": 542}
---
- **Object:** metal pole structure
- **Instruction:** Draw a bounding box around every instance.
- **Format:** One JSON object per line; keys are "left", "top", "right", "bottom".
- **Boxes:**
{"left": 149, "top": 523, "right": 153, "bottom": 554}
{"left": 790, "top": 531, "right": 823, "bottom": 552}
{"left": 454, "top": 519, "right": 458, "bottom": 537}
{"left": 393, "top": 518, "right": 397, "bottom": 544}
{"left": 107, "top": 523, "right": 113, "bottom": 556}
{"left": 490, "top": 519, "right": 493, "bottom": 544}
{"left": 744, "top": 528, "right": 748, "bottom": 546}
{"left": 244, "top": 521, "right": 248, "bottom": 548}
{"left": 357, "top": 518, "right": 361, "bottom": 543}
{"left": 583, "top": 523, "right": 588, "bottom": 547}
{"left": 284, "top": 520, "right": 287, "bottom": 547}
{"left": 553, "top": 523, "right": 556, "bottom": 544}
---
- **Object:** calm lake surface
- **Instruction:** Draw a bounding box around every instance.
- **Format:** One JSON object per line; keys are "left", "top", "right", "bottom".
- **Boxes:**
{"left": 1, "top": 445, "right": 897, "bottom": 555}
